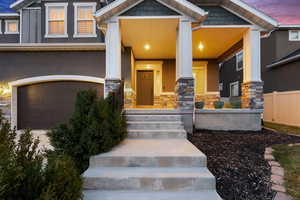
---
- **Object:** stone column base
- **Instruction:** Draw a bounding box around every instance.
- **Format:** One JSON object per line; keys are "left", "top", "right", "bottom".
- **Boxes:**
{"left": 105, "top": 79, "right": 122, "bottom": 97}
{"left": 175, "top": 77, "right": 195, "bottom": 110}
{"left": 241, "top": 81, "right": 264, "bottom": 109}
{"left": 175, "top": 77, "right": 195, "bottom": 134}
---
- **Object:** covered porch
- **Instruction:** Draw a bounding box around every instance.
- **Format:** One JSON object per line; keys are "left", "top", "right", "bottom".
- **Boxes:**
{"left": 95, "top": 0, "right": 276, "bottom": 131}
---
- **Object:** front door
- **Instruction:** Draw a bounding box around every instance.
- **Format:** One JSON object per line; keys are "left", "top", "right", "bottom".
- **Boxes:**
{"left": 137, "top": 70, "right": 154, "bottom": 105}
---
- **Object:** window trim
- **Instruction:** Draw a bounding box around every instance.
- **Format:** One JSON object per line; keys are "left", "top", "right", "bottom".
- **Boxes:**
{"left": 4, "top": 20, "right": 19, "bottom": 34}
{"left": 230, "top": 81, "right": 239, "bottom": 97}
{"left": 73, "top": 2, "right": 97, "bottom": 38}
{"left": 289, "top": 30, "right": 300, "bottom": 41}
{"left": 0, "top": 20, "right": 2, "bottom": 34}
{"left": 219, "top": 83, "right": 223, "bottom": 91}
{"left": 45, "top": 2, "right": 68, "bottom": 38}
{"left": 236, "top": 50, "right": 243, "bottom": 71}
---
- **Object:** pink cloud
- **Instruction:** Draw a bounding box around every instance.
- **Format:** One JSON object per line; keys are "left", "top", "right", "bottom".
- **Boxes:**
{"left": 242, "top": 0, "right": 300, "bottom": 25}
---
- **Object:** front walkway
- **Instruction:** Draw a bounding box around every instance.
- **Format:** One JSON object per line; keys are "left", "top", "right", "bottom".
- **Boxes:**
{"left": 82, "top": 109, "right": 221, "bottom": 199}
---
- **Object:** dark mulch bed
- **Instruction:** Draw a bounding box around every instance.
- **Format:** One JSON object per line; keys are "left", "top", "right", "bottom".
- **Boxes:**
{"left": 188, "top": 129, "right": 300, "bottom": 200}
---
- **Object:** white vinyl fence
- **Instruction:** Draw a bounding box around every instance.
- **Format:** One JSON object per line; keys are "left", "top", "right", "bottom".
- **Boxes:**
{"left": 264, "top": 91, "right": 300, "bottom": 127}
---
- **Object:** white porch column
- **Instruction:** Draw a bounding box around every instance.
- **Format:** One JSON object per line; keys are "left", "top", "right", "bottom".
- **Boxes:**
{"left": 175, "top": 17, "right": 194, "bottom": 134}
{"left": 176, "top": 17, "right": 193, "bottom": 80}
{"left": 104, "top": 19, "right": 122, "bottom": 97}
{"left": 243, "top": 28, "right": 261, "bottom": 83}
{"left": 242, "top": 28, "right": 264, "bottom": 109}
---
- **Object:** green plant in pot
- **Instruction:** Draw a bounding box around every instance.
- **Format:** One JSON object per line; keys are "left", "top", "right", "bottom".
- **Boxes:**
{"left": 195, "top": 101, "right": 205, "bottom": 109}
{"left": 231, "top": 101, "right": 242, "bottom": 109}
{"left": 213, "top": 101, "right": 224, "bottom": 109}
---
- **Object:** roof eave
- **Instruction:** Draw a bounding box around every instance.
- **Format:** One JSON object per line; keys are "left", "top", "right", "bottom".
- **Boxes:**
{"left": 222, "top": 0, "right": 278, "bottom": 31}
{"left": 94, "top": 0, "right": 208, "bottom": 24}
{"left": 267, "top": 54, "right": 300, "bottom": 68}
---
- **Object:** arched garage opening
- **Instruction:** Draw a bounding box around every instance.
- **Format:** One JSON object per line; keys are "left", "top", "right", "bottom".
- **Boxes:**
{"left": 9, "top": 75, "right": 104, "bottom": 130}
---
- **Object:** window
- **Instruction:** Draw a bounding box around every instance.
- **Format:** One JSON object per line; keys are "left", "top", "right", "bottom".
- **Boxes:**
{"left": 74, "top": 3, "right": 96, "bottom": 37}
{"left": 289, "top": 30, "right": 300, "bottom": 41}
{"left": 5, "top": 20, "right": 19, "bottom": 34}
{"left": 45, "top": 3, "right": 68, "bottom": 38}
{"left": 219, "top": 83, "right": 223, "bottom": 91}
{"left": 230, "top": 82, "right": 239, "bottom": 97}
{"left": 236, "top": 50, "right": 243, "bottom": 71}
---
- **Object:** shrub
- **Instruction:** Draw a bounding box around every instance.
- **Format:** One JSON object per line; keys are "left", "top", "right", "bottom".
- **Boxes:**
{"left": 213, "top": 101, "right": 224, "bottom": 109}
{"left": 0, "top": 110, "right": 82, "bottom": 200}
{"left": 231, "top": 101, "right": 242, "bottom": 109}
{"left": 47, "top": 90, "right": 127, "bottom": 173}
{"left": 195, "top": 101, "right": 205, "bottom": 109}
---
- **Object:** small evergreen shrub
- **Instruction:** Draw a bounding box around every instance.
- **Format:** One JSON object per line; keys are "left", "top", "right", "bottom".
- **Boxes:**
{"left": 47, "top": 90, "right": 127, "bottom": 173}
{"left": 231, "top": 101, "right": 242, "bottom": 109}
{"left": 195, "top": 101, "right": 205, "bottom": 109}
{"left": 0, "top": 110, "right": 82, "bottom": 200}
{"left": 213, "top": 101, "right": 224, "bottom": 109}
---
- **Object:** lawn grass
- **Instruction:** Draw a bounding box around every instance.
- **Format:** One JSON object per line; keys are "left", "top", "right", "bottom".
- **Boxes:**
{"left": 272, "top": 144, "right": 300, "bottom": 200}
{"left": 264, "top": 121, "right": 300, "bottom": 136}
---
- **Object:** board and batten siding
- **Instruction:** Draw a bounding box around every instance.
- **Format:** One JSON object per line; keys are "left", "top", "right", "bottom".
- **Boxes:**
{"left": 22, "top": 8, "right": 42, "bottom": 43}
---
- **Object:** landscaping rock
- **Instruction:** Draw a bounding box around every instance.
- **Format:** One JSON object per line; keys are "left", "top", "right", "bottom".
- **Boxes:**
{"left": 189, "top": 128, "right": 300, "bottom": 200}
{"left": 272, "top": 184, "right": 286, "bottom": 193}
{"left": 272, "top": 166, "right": 284, "bottom": 177}
{"left": 274, "top": 192, "right": 293, "bottom": 200}
{"left": 265, "top": 154, "right": 275, "bottom": 160}
{"left": 268, "top": 161, "right": 281, "bottom": 167}
{"left": 271, "top": 174, "right": 284, "bottom": 185}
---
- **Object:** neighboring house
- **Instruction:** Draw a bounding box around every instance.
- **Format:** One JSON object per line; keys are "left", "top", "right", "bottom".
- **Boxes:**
{"left": 219, "top": 26, "right": 300, "bottom": 100}
{"left": 0, "top": 0, "right": 279, "bottom": 132}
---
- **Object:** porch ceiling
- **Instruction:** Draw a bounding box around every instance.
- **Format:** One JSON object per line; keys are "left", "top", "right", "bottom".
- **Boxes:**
{"left": 121, "top": 18, "right": 247, "bottom": 59}
{"left": 193, "top": 27, "right": 247, "bottom": 59}
{"left": 120, "top": 18, "right": 178, "bottom": 59}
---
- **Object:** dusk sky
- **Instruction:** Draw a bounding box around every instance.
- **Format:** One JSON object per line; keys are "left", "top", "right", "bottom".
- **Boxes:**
{"left": 243, "top": 0, "right": 300, "bottom": 25}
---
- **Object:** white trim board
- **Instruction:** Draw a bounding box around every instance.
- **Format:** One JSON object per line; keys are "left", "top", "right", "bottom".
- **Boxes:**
{"left": 73, "top": 2, "right": 97, "bottom": 38}
{"left": 9, "top": 75, "right": 105, "bottom": 129}
{"left": 0, "top": 13, "right": 19, "bottom": 17}
{"left": 45, "top": 2, "right": 68, "bottom": 38}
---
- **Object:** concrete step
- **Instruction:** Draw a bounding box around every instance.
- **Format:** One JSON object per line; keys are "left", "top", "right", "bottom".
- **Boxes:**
{"left": 127, "top": 121, "right": 184, "bottom": 130}
{"left": 89, "top": 139, "right": 205, "bottom": 168}
{"left": 83, "top": 190, "right": 222, "bottom": 200}
{"left": 83, "top": 167, "right": 215, "bottom": 191}
{"left": 126, "top": 115, "right": 181, "bottom": 122}
{"left": 125, "top": 109, "right": 180, "bottom": 115}
{"left": 128, "top": 129, "right": 186, "bottom": 139}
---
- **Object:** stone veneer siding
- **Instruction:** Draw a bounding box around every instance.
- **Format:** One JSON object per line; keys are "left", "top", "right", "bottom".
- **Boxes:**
{"left": 175, "top": 78, "right": 195, "bottom": 110}
{"left": 0, "top": 96, "right": 11, "bottom": 122}
{"left": 105, "top": 79, "right": 123, "bottom": 97}
{"left": 241, "top": 81, "right": 264, "bottom": 109}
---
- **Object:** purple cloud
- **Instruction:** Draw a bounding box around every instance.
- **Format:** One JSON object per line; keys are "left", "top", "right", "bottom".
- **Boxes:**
{"left": 243, "top": 0, "right": 300, "bottom": 24}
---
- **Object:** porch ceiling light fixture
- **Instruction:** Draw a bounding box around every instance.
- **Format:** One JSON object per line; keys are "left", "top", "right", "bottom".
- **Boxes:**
{"left": 144, "top": 44, "right": 151, "bottom": 51}
{"left": 198, "top": 43, "right": 204, "bottom": 51}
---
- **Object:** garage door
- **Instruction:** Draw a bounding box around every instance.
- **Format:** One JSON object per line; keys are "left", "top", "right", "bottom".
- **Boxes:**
{"left": 17, "top": 81, "right": 104, "bottom": 130}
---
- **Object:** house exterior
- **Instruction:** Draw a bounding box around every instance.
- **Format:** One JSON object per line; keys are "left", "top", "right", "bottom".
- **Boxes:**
{"left": 0, "top": 0, "right": 279, "bottom": 132}
{"left": 219, "top": 26, "right": 300, "bottom": 99}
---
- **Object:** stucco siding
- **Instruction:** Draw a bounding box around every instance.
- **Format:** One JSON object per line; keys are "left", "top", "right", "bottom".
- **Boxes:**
{"left": 0, "top": 51, "right": 106, "bottom": 82}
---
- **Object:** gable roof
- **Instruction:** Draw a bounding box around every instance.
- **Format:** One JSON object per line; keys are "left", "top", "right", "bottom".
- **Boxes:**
{"left": 95, "top": 0, "right": 278, "bottom": 30}
{"left": 94, "top": 0, "right": 208, "bottom": 23}
{"left": 267, "top": 48, "right": 300, "bottom": 68}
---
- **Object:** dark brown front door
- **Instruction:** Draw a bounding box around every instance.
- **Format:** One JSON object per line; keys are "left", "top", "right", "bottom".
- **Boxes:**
{"left": 137, "top": 70, "right": 154, "bottom": 105}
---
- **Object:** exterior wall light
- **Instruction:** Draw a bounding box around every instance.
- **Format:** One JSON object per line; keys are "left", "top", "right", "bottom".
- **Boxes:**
{"left": 0, "top": 83, "right": 12, "bottom": 98}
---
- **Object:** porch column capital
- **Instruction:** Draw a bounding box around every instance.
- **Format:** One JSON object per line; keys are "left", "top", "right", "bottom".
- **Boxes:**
{"left": 105, "top": 19, "right": 121, "bottom": 80}
{"left": 243, "top": 28, "right": 261, "bottom": 83}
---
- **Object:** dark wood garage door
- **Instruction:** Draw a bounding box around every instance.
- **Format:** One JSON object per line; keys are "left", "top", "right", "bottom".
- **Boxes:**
{"left": 17, "top": 81, "right": 103, "bottom": 130}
